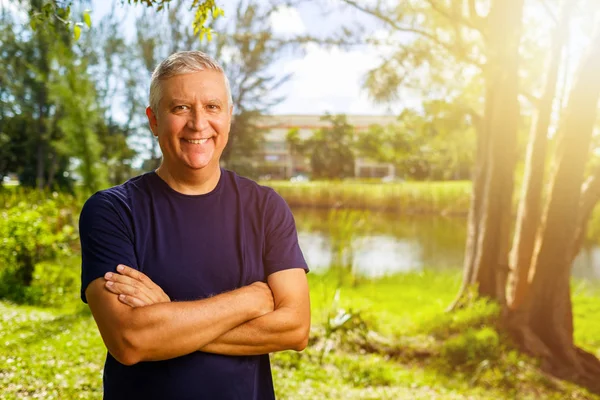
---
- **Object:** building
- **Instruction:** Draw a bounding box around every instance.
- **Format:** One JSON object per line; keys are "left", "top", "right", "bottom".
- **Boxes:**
{"left": 254, "top": 114, "right": 398, "bottom": 180}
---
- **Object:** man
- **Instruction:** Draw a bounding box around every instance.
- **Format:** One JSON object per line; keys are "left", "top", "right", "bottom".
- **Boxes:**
{"left": 79, "top": 50, "right": 310, "bottom": 400}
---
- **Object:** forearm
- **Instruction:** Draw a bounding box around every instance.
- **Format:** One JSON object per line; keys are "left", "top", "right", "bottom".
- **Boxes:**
{"left": 110, "top": 289, "right": 257, "bottom": 364}
{"left": 199, "top": 307, "right": 309, "bottom": 356}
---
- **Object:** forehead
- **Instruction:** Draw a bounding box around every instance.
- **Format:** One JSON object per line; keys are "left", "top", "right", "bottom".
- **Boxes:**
{"left": 160, "top": 70, "right": 228, "bottom": 104}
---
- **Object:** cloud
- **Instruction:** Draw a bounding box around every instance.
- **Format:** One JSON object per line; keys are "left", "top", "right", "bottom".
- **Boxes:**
{"left": 270, "top": 6, "right": 306, "bottom": 36}
{"left": 272, "top": 43, "right": 396, "bottom": 115}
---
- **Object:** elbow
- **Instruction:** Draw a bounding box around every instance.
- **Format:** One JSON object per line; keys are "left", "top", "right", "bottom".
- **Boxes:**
{"left": 112, "top": 349, "right": 140, "bottom": 366}
{"left": 290, "top": 323, "right": 310, "bottom": 352}
{"left": 109, "top": 329, "right": 143, "bottom": 366}
{"left": 292, "top": 335, "right": 309, "bottom": 352}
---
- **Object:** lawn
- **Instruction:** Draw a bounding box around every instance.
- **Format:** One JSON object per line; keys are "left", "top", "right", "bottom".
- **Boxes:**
{"left": 1, "top": 271, "right": 599, "bottom": 399}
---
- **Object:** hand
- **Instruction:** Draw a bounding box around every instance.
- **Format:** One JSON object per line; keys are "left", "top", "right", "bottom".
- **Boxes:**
{"left": 245, "top": 281, "right": 274, "bottom": 318}
{"left": 104, "top": 264, "right": 171, "bottom": 308}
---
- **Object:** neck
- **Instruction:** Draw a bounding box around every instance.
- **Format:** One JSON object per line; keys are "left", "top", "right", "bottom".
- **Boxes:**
{"left": 155, "top": 163, "right": 221, "bottom": 195}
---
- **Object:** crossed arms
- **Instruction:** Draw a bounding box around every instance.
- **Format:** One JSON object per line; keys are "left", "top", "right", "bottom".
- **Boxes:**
{"left": 85, "top": 266, "right": 310, "bottom": 366}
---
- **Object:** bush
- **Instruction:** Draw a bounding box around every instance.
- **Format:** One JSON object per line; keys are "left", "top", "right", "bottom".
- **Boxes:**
{"left": 441, "top": 327, "right": 501, "bottom": 369}
{"left": 335, "top": 355, "right": 396, "bottom": 388}
{"left": 25, "top": 257, "right": 81, "bottom": 307}
{"left": 0, "top": 199, "right": 79, "bottom": 303}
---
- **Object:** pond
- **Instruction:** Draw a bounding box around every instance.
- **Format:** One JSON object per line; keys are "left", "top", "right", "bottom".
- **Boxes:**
{"left": 292, "top": 208, "right": 600, "bottom": 281}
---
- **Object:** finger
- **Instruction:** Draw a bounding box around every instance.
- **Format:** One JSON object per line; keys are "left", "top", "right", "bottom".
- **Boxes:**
{"left": 117, "top": 294, "right": 147, "bottom": 308}
{"left": 117, "top": 264, "right": 165, "bottom": 293}
{"left": 105, "top": 272, "right": 153, "bottom": 299}
{"left": 105, "top": 272, "right": 168, "bottom": 304}
{"left": 104, "top": 280, "right": 153, "bottom": 305}
{"left": 115, "top": 265, "right": 170, "bottom": 303}
{"left": 105, "top": 271, "right": 139, "bottom": 287}
{"left": 116, "top": 265, "right": 149, "bottom": 284}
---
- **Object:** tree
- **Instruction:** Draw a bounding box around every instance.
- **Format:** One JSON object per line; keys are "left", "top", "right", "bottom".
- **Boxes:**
{"left": 83, "top": 4, "right": 138, "bottom": 185}
{"left": 337, "top": 0, "right": 600, "bottom": 391}
{"left": 28, "top": 0, "right": 221, "bottom": 42}
{"left": 288, "top": 114, "right": 356, "bottom": 180}
{"left": 355, "top": 103, "right": 475, "bottom": 181}
{"left": 1, "top": 0, "right": 108, "bottom": 192}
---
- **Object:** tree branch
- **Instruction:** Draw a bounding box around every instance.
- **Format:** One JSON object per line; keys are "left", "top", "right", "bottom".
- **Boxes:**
{"left": 339, "top": 0, "right": 481, "bottom": 67}
{"left": 424, "top": 0, "right": 483, "bottom": 33}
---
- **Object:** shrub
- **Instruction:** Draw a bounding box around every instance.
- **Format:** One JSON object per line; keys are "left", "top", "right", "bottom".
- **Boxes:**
{"left": 336, "top": 355, "right": 396, "bottom": 388}
{"left": 0, "top": 199, "right": 79, "bottom": 303}
{"left": 25, "top": 257, "right": 81, "bottom": 307}
{"left": 441, "top": 327, "right": 501, "bottom": 369}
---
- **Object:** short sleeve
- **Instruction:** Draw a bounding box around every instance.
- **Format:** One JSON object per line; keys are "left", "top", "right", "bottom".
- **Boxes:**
{"left": 79, "top": 192, "right": 138, "bottom": 303}
{"left": 263, "top": 190, "right": 309, "bottom": 276}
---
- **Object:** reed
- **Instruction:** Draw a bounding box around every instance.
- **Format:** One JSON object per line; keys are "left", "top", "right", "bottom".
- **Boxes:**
{"left": 266, "top": 180, "right": 472, "bottom": 215}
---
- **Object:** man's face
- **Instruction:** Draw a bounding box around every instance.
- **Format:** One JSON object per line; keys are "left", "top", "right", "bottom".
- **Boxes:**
{"left": 146, "top": 70, "right": 233, "bottom": 173}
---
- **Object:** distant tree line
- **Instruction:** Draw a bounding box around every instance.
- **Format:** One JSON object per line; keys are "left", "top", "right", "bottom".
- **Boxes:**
{"left": 287, "top": 112, "right": 475, "bottom": 181}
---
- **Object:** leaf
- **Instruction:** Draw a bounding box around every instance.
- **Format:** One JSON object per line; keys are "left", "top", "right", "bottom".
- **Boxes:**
{"left": 83, "top": 11, "right": 92, "bottom": 29}
{"left": 73, "top": 25, "right": 81, "bottom": 41}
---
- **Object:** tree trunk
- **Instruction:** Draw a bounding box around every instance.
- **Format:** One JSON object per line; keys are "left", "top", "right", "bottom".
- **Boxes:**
{"left": 35, "top": 140, "right": 46, "bottom": 190}
{"left": 46, "top": 150, "right": 57, "bottom": 189}
{"left": 454, "top": 0, "right": 524, "bottom": 306}
{"left": 507, "top": 25, "right": 600, "bottom": 393}
{"left": 571, "top": 166, "right": 600, "bottom": 263}
{"left": 507, "top": 1, "right": 571, "bottom": 310}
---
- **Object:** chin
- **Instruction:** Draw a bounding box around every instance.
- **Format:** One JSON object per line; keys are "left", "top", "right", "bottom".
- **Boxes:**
{"left": 186, "top": 159, "right": 219, "bottom": 171}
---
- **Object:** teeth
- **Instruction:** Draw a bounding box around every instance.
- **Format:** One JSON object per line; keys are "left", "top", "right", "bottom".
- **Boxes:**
{"left": 186, "top": 138, "right": 209, "bottom": 144}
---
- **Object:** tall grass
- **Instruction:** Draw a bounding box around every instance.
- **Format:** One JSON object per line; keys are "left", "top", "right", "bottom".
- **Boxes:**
{"left": 266, "top": 180, "right": 472, "bottom": 215}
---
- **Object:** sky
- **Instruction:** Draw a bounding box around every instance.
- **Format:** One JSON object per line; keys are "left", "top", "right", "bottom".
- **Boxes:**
{"left": 90, "top": 0, "right": 404, "bottom": 116}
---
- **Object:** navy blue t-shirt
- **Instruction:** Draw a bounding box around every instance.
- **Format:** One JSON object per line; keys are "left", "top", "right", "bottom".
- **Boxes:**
{"left": 79, "top": 169, "right": 308, "bottom": 400}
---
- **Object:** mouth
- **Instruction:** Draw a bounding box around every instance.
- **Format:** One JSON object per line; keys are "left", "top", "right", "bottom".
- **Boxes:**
{"left": 184, "top": 138, "right": 211, "bottom": 144}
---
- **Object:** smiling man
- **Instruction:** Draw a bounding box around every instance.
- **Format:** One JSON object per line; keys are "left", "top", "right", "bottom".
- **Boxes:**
{"left": 79, "top": 51, "right": 310, "bottom": 400}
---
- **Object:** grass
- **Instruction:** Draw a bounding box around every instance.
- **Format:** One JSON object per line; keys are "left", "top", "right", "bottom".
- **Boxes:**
{"left": 1, "top": 271, "right": 599, "bottom": 399}
{"left": 265, "top": 180, "right": 472, "bottom": 215}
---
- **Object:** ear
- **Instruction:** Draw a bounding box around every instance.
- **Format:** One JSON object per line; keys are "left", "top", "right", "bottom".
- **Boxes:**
{"left": 146, "top": 107, "right": 158, "bottom": 136}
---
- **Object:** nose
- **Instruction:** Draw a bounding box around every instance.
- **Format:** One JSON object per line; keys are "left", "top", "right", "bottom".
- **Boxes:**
{"left": 187, "top": 109, "right": 210, "bottom": 132}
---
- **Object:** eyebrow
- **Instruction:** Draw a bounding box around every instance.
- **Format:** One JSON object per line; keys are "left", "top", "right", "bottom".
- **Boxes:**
{"left": 167, "top": 98, "right": 225, "bottom": 107}
{"left": 168, "top": 98, "right": 191, "bottom": 107}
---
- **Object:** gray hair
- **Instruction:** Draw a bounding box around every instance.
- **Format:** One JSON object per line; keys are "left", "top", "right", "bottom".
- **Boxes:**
{"left": 149, "top": 50, "right": 232, "bottom": 112}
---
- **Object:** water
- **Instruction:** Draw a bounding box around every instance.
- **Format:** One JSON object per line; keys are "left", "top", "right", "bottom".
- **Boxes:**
{"left": 292, "top": 208, "right": 600, "bottom": 281}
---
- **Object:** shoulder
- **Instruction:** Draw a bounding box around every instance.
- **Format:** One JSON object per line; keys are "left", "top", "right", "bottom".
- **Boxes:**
{"left": 80, "top": 174, "right": 151, "bottom": 223}
{"left": 221, "top": 169, "right": 284, "bottom": 208}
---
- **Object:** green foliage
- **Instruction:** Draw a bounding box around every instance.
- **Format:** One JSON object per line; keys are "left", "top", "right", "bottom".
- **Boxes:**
{"left": 125, "top": 0, "right": 223, "bottom": 40}
{"left": 26, "top": 257, "right": 81, "bottom": 307}
{"left": 356, "top": 106, "right": 475, "bottom": 181}
{"left": 0, "top": 198, "right": 79, "bottom": 303}
{"left": 335, "top": 355, "right": 397, "bottom": 388}
{"left": 1, "top": 2, "right": 111, "bottom": 191}
{"left": 418, "top": 293, "right": 500, "bottom": 339}
{"left": 48, "top": 41, "right": 108, "bottom": 193}
{"left": 441, "top": 327, "right": 501, "bottom": 368}
{"left": 290, "top": 114, "right": 356, "bottom": 180}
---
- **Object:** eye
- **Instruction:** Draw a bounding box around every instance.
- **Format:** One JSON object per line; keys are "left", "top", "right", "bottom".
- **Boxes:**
{"left": 172, "top": 105, "right": 189, "bottom": 112}
{"left": 206, "top": 104, "right": 221, "bottom": 111}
